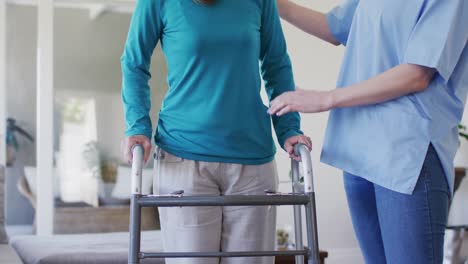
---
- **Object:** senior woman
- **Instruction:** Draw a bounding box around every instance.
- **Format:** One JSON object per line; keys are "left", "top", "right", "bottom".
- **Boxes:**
{"left": 271, "top": 0, "right": 467, "bottom": 263}
{"left": 121, "top": 1, "right": 311, "bottom": 264}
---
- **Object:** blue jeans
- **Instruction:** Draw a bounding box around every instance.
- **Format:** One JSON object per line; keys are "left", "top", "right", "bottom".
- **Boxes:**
{"left": 344, "top": 145, "right": 450, "bottom": 264}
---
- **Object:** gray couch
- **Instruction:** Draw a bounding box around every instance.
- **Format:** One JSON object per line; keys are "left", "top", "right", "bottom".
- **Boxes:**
{"left": 10, "top": 231, "right": 165, "bottom": 264}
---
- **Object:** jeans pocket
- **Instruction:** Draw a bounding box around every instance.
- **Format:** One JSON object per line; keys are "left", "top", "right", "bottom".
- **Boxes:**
{"left": 154, "top": 147, "right": 184, "bottom": 163}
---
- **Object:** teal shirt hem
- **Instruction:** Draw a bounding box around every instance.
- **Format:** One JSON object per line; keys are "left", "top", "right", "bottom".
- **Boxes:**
{"left": 156, "top": 143, "right": 276, "bottom": 165}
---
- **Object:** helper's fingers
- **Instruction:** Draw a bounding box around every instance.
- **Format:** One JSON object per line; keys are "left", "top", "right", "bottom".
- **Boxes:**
{"left": 277, "top": 105, "right": 293, "bottom": 116}
{"left": 268, "top": 100, "right": 285, "bottom": 115}
{"left": 269, "top": 93, "right": 292, "bottom": 115}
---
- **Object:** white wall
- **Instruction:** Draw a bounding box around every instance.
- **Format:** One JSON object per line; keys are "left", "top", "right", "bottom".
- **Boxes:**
{"left": 6, "top": 4, "right": 37, "bottom": 166}
{"left": 451, "top": 110, "right": 468, "bottom": 227}
{"left": 275, "top": 1, "right": 363, "bottom": 263}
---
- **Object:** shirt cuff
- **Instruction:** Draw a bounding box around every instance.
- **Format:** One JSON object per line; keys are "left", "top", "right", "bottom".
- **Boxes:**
{"left": 326, "top": 10, "right": 347, "bottom": 46}
{"left": 125, "top": 129, "right": 153, "bottom": 140}
{"left": 403, "top": 52, "right": 452, "bottom": 84}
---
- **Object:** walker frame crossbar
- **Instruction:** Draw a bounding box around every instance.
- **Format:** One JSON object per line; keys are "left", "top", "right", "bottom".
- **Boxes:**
{"left": 128, "top": 144, "right": 320, "bottom": 264}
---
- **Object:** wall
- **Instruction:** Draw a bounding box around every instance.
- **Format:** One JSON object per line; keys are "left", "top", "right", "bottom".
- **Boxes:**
{"left": 6, "top": 4, "right": 167, "bottom": 166}
{"left": 6, "top": 5, "right": 37, "bottom": 166}
{"left": 5, "top": 3, "right": 167, "bottom": 228}
{"left": 452, "top": 114, "right": 468, "bottom": 226}
{"left": 0, "top": 167, "right": 6, "bottom": 242}
{"left": 451, "top": 122, "right": 468, "bottom": 262}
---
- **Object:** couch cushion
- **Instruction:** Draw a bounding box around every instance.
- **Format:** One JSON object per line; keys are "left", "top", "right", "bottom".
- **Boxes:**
{"left": 111, "top": 166, "right": 153, "bottom": 199}
{"left": 10, "top": 231, "right": 165, "bottom": 264}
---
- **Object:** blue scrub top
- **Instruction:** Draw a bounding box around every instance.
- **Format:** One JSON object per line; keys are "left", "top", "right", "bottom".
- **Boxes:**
{"left": 321, "top": 0, "right": 468, "bottom": 194}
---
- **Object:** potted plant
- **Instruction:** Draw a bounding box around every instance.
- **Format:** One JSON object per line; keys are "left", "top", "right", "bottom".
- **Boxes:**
{"left": 6, "top": 118, "right": 34, "bottom": 166}
{"left": 100, "top": 157, "right": 118, "bottom": 198}
{"left": 276, "top": 228, "right": 293, "bottom": 250}
{"left": 458, "top": 124, "right": 468, "bottom": 141}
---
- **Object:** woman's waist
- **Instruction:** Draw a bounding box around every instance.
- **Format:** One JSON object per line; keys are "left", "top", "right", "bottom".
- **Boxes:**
{"left": 154, "top": 125, "right": 276, "bottom": 164}
{"left": 158, "top": 104, "right": 271, "bottom": 127}
{"left": 156, "top": 113, "right": 273, "bottom": 142}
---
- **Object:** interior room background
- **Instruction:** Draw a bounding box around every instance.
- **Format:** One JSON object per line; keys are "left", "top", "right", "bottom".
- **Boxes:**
{"left": 4, "top": 0, "right": 468, "bottom": 263}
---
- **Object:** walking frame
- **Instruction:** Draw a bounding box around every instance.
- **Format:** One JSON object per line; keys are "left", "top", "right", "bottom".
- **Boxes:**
{"left": 129, "top": 144, "right": 320, "bottom": 264}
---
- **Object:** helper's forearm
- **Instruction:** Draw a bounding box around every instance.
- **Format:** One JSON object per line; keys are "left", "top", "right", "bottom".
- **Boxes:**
{"left": 331, "top": 64, "right": 435, "bottom": 108}
{"left": 277, "top": 0, "right": 340, "bottom": 45}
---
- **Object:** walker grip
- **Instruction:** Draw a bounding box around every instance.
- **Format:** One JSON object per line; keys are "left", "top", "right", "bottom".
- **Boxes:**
{"left": 131, "top": 144, "right": 144, "bottom": 195}
{"left": 293, "top": 143, "right": 314, "bottom": 193}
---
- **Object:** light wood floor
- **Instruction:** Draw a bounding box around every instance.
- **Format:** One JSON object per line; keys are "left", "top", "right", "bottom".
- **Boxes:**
{"left": 0, "top": 245, "right": 22, "bottom": 264}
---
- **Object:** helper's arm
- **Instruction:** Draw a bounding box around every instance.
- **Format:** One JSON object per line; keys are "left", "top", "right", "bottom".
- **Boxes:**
{"left": 276, "top": 0, "right": 340, "bottom": 45}
{"left": 268, "top": 64, "right": 436, "bottom": 115}
{"left": 328, "top": 64, "right": 435, "bottom": 109}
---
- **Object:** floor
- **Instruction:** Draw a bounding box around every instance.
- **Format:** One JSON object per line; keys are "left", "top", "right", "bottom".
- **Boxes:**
{"left": 0, "top": 245, "right": 22, "bottom": 264}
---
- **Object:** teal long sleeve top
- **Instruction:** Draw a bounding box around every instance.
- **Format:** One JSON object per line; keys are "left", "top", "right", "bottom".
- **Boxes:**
{"left": 122, "top": 0, "right": 302, "bottom": 165}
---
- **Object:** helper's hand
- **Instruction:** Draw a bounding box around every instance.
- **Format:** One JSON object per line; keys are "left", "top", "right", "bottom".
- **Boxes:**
{"left": 122, "top": 135, "right": 152, "bottom": 165}
{"left": 284, "top": 134, "right": 312, "bottom": 161}
{"left": 268, "top": 89, "right": 334, "bottom": 116}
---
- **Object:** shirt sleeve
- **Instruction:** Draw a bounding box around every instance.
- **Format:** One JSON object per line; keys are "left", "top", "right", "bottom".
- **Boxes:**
{"left": 260, "top": 0, "right": 303, "bottom": 149}
{"left": 403, "top": 0, "right": 467, "bottom": 83}
{"left": 326, "top": 0, "right": 359, "bottom": 46}
{"left": 121, "top": 0, "right": 162, "bottom": 139}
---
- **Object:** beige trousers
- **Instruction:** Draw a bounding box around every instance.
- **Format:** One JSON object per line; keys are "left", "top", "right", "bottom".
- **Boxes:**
{"left": 153, "top": 148, "right": 279, "bottom": 264}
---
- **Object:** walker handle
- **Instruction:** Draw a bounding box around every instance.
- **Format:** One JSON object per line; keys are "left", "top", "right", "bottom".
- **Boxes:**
{"left": 131, "top": 144, "right": 144, "bottom": 195}
{"left": 294, "top": 144, "right": 314, "bottom": 193}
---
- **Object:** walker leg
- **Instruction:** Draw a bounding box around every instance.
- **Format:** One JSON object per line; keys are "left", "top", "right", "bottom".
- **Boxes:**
{"left": 292, "top": 160, "right": 304, "bottom": 264}
{"left": 293, "top": 204, "right": 304, "bottom": 264}
{"left": 129, "top": 195, "right": 142, "bottom": 264}
{"left": 305, "top": 193, "right": 320, "bottom": 264}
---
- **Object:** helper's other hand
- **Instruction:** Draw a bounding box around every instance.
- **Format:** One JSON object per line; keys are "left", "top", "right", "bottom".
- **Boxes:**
{"left": 268, "top": 89, "right": 334, "bottom": 116}
{"left": 122, "top": 135, "right": 152, "bottom": 165}
{"left": 284, "top": 134, "right": 313, "bottom": 161}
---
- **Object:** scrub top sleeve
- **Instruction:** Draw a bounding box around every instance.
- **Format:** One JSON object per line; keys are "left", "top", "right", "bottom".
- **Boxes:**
{"left": 260, "top": 0, "right": 303, "bottom": 149}
{"left": 326, "top": 0, "right": 359, "bottom": 46}
{"left": 403, "top": 0, "right": 467, "bottom": 83}
{"left": 121, "top": 0, "right": 162, "bottom": 139}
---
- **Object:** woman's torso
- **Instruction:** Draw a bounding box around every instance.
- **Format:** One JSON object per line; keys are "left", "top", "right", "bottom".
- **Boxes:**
{"left": 155, "top": 0, "right": 276, "bottom": 164}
